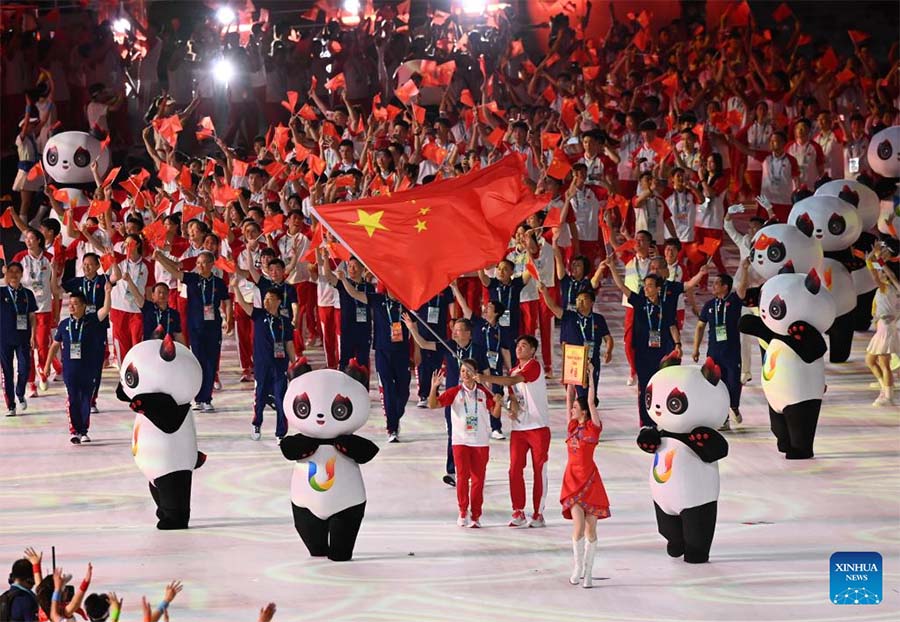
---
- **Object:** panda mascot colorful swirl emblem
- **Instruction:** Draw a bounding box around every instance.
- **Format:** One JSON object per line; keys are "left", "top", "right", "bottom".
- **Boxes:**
{"left": 281, "top": 359, "right": 379, "bottom": 561}
{"left": 739, "top": 271, "right": 836, "bottom": 459}
{"left": 115, "top": 334, "right": 205, "bottom": 530}
{"left": 636, "top": 357, "right": 729, "bottom": 564}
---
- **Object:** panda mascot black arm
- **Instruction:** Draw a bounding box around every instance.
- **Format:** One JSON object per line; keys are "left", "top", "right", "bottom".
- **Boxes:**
{"left": 280, "top": 434, "right": 325, "bottom": 460}
{"left": 334, "top": 434, "right": 379, "bottom": 464}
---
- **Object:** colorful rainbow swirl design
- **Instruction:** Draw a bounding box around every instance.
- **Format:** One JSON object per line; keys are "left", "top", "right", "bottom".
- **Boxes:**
{"left": 132, "top": 424, "right": 140, "bottom": 457}
{"left": 762, "top": 348, "right": 781, "bottom": 382}
{"left": 308, "top": 457, "right": 337, "bottom": 492}
{"left": 652, "top": 449, "right": 675, "bottom": 484}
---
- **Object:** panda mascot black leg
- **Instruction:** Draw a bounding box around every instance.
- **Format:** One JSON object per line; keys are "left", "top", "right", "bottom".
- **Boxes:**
{"left": 654, "top": 502, "right": 685, "bottom": 558}
{"left": 680, "top": 501, "right": 718, "bottom": 564}
{"left": 152, "top": 470, "right": 193, "bottom": 530}
{"left": 782, "top": 399, "right": 822, "bottom": 460}
{"left": 826, "top": 312, "right": 854, "bottom": 363}
{"left": 768, "top": 406, "right": 790, "bottom": 454}
{"left": 326, "top": 502, "right": 367, "bottom": 562}
{"left": 853, "top": 289, "right": 876, "bottom": 332}
{"left": 292, "top": 504, "right": 330, "bottom": 557}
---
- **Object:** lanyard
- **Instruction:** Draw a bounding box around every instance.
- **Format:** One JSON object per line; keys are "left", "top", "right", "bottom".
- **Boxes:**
{"left": 497, "top": 282, "right": 512, "bottom": 311}
{"left": 155, "top": 307, "right": 170, "bottom": 333}
{"left": 456, "top": 342, "right": 472, "bottom": 363}
{"left": 68, "top": 317, "right": 85, "bottom": 344}
{"left": 266, "top": 314, "right": 287, "bottom": 343}
{"left": 484, "top": 322, "right": 499, "bottom": 352}
{"left": 199, "top": 276, "right": 215, "bottom": 306}
{"left": 714, "top": 297, "right": 726, "bottom": 326}
{"left": 461, "top": 386, "right": 478, "bottom": 414}
{"left": 7, "top": 286, "right": 23, "bottom": 313}
{"left": 83, "top": 278, "right": 99, "bottom": 306}
{"left": 645, "top": 298, "right": 663, "bottom": 333}
{"left": 577, "top": 313, "right": 594, "bottom": 342}
{"left": 383, "top": 299, "right": 399, "bottom": 323}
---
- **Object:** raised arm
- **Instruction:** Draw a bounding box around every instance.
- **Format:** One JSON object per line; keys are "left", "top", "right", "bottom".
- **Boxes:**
{"left": 229, "top": 279, "right": 253, "bottom": 316}
{"left": 403, "top": 312, "right": 437, "bottom": 351}
{"left": 603, "top": 256, "right": 631, "bottom": 296}
{"left": 536, "top": 280, "right": 563, "bottom": 319}
{"left": 97, "top": 281, "right": 113, "bottom": 323}
{"left": 152, "top": 249, "right": 184, "bottom": 281}
{"left": 449, "top": 280, "right": 472, "bottom": 319}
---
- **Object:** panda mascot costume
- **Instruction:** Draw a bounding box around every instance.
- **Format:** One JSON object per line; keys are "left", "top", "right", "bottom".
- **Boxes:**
{"left": 636, "top": 357, "right": 729, "bottom": 564}
{"left": 281, "top": 359, "right": 379, "bottom": 561}
{"left": 867, "top": 126, "right": 900, "bottom": 252}
{"left": 116, "top": 334, "right": 205, "bottom": 530}
{"left": 815, "top": 179, "right": 882, "bottom": 330}
{"left": 41, "top": 131, "right": 111, "bottom": 244}
{"left": 789, "top": 193, "right": 860, "bottom": 362}
{"left": 739, "top": 270, "right": 836, "bottom": 459}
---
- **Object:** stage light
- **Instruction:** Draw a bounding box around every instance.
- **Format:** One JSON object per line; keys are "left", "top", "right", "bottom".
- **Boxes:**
{"left": 343, "top": 0, "right": 361, "bottom": 13}
{"left": 213, "top": 58, "right": 234, "bottom": 84}
{"left": 216, "top": 6, "right": 236, "bottom": 25}
{"left": 112, "top": 18, "right": 131, "bottom": 34}
{"left": 461, "top": 0, "right": 487, "bottom": 14}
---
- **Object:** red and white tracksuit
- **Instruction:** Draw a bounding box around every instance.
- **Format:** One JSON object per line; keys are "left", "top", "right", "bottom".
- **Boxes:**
{"left": 507, "top": 359, "right": 551, "bottom": 518}
{"left": 110, "top": 258, "right": 154, "bottom": 364}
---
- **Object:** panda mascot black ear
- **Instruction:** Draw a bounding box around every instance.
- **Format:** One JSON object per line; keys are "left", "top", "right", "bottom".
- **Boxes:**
{"left": 838, "top": 185, "right": 860, "bottom": 208}
{"left": 778, "top": 260, "right": 795, "bottom": 274}
{"left": 159, "top": 334, "right": 176, "bottom": 362}
{"left": 701, "top": 357, "right": 722, "bottom": 385}
{"left": 344, "top": 357, "right": 370, "bottom": 388}
{"left": 89, "top": 123, "right": 109, "bottom": 143}
{"left": 792, "top": 186, "right": 813, "bottom": 203}
{"left": 805, "top": 269, "right": 822, "bottom": 295}
{"left": 288, "top": 357, "right": 313, "bottom": 381}
{"left": 813, "top": 174, "right": 832, "bottom": 190}
{"left": 659, "top": 350, "right": 682, "bottom": 369}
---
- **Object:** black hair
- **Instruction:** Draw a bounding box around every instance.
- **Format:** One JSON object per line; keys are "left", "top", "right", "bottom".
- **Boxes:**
{"left": 576, "top": 288, "right": 596, "bottom": 302}
{"left": 5, "top": 261, "right": 23, "bottom": 272}
{"left": 454, "top": 317, "right": 473, "bottom": 332}
{"left": 664, "top": 237, "right": 682, "bottom": 250}
{"left": 515, "top": 334, "right": 539, "bottom": 350}
{"left": 9, "top": 558, "right": 32, "bottom": 582}
{"left": 268, "top": 258, "right": 286, "bottom": 269}
{"left": 41, "top": 218, "right": 62, "bottom": 236}
{"left": 487, "top": 300, "right": 506, "bottom": 316}
{"left": 26, "top": 227, "right": 45, "bottom": 248}
{"left": 84, "top": 593, "right": 110, "bottom": 621}
{"left": 718, "top": 273, "right": 733, "bottom": 292}
{"left": 643, "top": 274, "right": 664, "bottom": 288}
{"left": 83, "top": 252, "right": 100, "bottom": 264}
{"left": 265, "top": 286, "right": 285, "bottom": 302}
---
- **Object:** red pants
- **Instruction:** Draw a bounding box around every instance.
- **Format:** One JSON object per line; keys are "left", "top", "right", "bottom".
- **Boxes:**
{"left": 318, "top": 306, "right": 341, "bottom": 369}
{"left": 693, "top": 227, "right": 727, "bottom": 275}
{"left": 175, "top": 293, "right": 190, "bottom": 346}
{"left": 452, "top": 444, "right": 490, "bottom": 521}
{"left": 29, "top": 312, "right": 61, "bottom": 383}
{"left": 509, "top": 426, "right": 551, "bottom": 517}
{"left": 110, "top": 309, "right": 144, "bottom": 365}
{"left": 296, "top": 282, "right": 320, "bottom": 341}
{"left": 520, "top": 300, "right": 539, "bottom": 336}
{"left": 745, "top": 169, "right": 762, "bottom": 195}
{"left": 624, "top": 306, "right": 636, "bottom": 376}
{"left": 456, "top": 276, "right": 482, "bottom": 318}
{"left": 235, "top": 302, "right": 254, "bottom": 375}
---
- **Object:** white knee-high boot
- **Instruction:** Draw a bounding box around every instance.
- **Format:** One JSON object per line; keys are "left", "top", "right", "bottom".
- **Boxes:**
{"left": 582, "top": 539, "right": 597, "bottom": 588}
{"left": 570, "top": 537, "right": 584, "bottom": 585}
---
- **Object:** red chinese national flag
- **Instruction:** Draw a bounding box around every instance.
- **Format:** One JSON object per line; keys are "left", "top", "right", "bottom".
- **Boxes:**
{"left": 26, "top": 162, "right": 43, "bottom": 181}
{"left": 158, "top": 162, "right": 179, "bottom": 184}
{"left": 728, "top": 1, "right": 751, "bottom": 27}
{"left": 310, "top": 155, "right": 545, "bottom": 310}
{"left": 848, "top": 30, "right": 870, "bottom": 44}
{"left": 772, "top": 3, "right": 792, "bottom": 23}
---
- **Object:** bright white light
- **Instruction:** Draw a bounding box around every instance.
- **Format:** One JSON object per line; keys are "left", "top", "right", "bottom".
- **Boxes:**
{"left": 213, "top": 58, "right": 234, "bottom": 84}
{"left": 112, "top": 18, "right": 131, "bottom": 34}
{"left": 216, "top": 6, "right": 236, "bottom": 25}
{"left": 343, "top": 0, "right": 361, "bottom": 13}
{"left": 462, "top": 0, "right": 487, "bottom": 14}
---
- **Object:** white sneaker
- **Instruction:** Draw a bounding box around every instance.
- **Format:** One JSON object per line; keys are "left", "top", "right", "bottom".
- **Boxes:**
{"left": 251, "top": 426, "right": 261, "bottom": 441}
{"left": 38, "top": 377, "right": 48, "bottom": 391}
{"left": 90, "top": 405, "right": 99, "bottom": 414}
{"left": 26, "top": 385, "right": 37, "bottom": 398}
{"left": 457, "top": 514, "right": 469, "bottom": 527}
{"left": 529, "top": 514, "right": 546, "bottom": 528}
{"left": 213, "top": 380, "right": 223, "bottom": 391}
{"left": 730, "top": 408, "right": 743, "bottom": 425}
{"left": 80, "top": 434, "right": 91, "bottom": 443}
{"left": 387, "top": 431, "right": 399, "bottom": 443}
{"left": 740, "top": 373, "right": 752, "bottom": 385}
{"left": 469, "top": 519, "right": 481, "bottom": 528}
{"left": 17, "top": 399, "right": 27, "bottom": 412}
{"left": 202, "top": 402, "right": 215, "bottom": 412}
{"left": 869, "top": 381, "right": 882, "bottom": 388}
{"left": 6, "top": 408, "right": 15, "bottom": 417}
{"left": 192, "top": 402, "right": 203, "bottom": 411}
{"left": 416, "top": 398, "right": 428, "bottom": 408}
{"left": 626, "top": 375, "right": 636, "bottom": 386}
{"left": 873, "top": 395, "right": 889, "bottom": 407}
{"left": 718, "top": 419, "right": 731, "bottom": 431}
{"left": 508, "top": 511, "right": 528, "bottom": 527}
{"left": 490, "top": 430, "right": 506, "bottom": 440}
{"left": 70, "top": 435, "right": 81, "bottom": 445}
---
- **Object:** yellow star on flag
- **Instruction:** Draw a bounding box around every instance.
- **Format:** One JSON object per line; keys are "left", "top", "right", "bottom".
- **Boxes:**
{"left": 415, "top": 219, "right": 427, "bottom": 233}
{"left": 351, "top": 209, "right": 389, "bottom": 237}
{"left": 418, "top": 206, "right": 431, "bottom": 215}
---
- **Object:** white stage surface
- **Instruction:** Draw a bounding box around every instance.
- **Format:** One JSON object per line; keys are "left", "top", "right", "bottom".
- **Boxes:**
{"left": 2, "top": 242, "right": 898, "bottom": 621}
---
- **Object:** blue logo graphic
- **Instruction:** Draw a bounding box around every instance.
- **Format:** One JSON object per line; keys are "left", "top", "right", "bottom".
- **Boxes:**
{"left": 830, "top": 552, "right": 882, "bottom": 605}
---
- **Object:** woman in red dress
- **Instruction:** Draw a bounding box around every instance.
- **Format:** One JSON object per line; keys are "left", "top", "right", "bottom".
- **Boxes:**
{"left": 560, "top": 365, "right": 610, "bottom": 588}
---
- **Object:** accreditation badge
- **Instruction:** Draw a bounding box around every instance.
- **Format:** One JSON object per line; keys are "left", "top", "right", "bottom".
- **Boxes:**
{"left": 648, "top": 330, "right": 661, "bottom": 349}
{"left": 391, "top": 321, "right": 403, "bottom": 342}
{"left": 70, "top": 343, "right": 82, "bottom": 360}
{"left": 715, "top": 325, "right": 728, "bottom": 342}
{"left": 203, "top": 304, "right": 215, "bottom": 321}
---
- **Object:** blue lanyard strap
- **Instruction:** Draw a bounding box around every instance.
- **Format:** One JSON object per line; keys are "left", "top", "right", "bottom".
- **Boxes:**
{"left": 83, "top": 278, "right": 99, "bottom": 305}
{"left": 484, "top": 323, "right": 498, "bottom": 351}
{"left": 200, "top": 277, "right": 214, "bottom": 306}
{"left": 456, "top": 342, "right": 472, "bottom": 362}
{"left": 645, "top": 299, "right": 663, "bottom": 332}
{"left": 7, "top": 286, "right": 23, "bottom": 313}
{"left": 714, "top": 297, "right": 726, "bottom": 326}
{"left": 577, "top": 313, "right": 593, "bottom": 342}
{"left": 498, "top": 282, "right": 512, "bottom": 309}
{"left": 156, "top": 307, "right": 170, "bottom": 333}
{"left": 384, "top": 299, "right": 399, "bottom": 322}
{"left": 266, "top": 314, "right": 286, "bottom": 342}
{"left": 461, "top": 387, "right": 478, "bottom": 414}
{"left": 68, "top": 317, "right": 85, "bottom": 344}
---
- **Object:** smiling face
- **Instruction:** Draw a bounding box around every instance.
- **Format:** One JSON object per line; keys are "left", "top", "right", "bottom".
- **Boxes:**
{"left": 789, "top": 196, "right": 861, "bottom": 252}
{"left": 645, "top": 364, "right": 729, "bottom": 433}
{"left": 283, "top": 369, "right": 370, "bottom": 439}
{"left": 42, "top": 131, "right": 110, "bottom": 184}
{"left": 749, "top": 224, "right": 823, "bottom": 281}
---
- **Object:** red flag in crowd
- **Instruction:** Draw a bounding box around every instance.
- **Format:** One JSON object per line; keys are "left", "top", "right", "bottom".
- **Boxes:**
{"left": 88, "top": 200, "right": 111, "bottom": 217}
{"left": 395, "top": 79, "right": 419, "bottom": 105}
{"left": 848, "top": 30, "right": 870, "bottom": 44}
{"left": 0, "top": 208, "right": 14, "bottom": 229}
{"left": 120, "top": 169, "right": 150, "bottom": 195}
{"left": 310, "top": 155, "right": 545, "bottom": 310}
{"left": 281, "top": 90, "right": 299, "bottom": 115}
{"left": 26, "top": 162, "right": 44, "bottom": 181}
{"left": 772, "top": 3, "right": 792, "bottom": 23}
{"left": 819, "top": 48, "right": 839, "bottom": 72}
{"left": 728, "top": 1, "right": 751, "bottom": 27}
{"left": 158, "top": 162, "right": 179, "bottom": 184}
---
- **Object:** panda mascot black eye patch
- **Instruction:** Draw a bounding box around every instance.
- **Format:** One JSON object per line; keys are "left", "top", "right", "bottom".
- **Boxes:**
{"left": 331, "top": 395, "right": 353, "bottom": 421}
{"left": 877, "top": 139, "right": 892, "bottom": 161}
{"left": 768, "top": 295, "right": 787, "bottom": 320}
{"left": 124, "top": 362, "right": 139, "bottom": 388}
{"left": 73, "top": 147, "right": 91, "bottom": 167}
{"left": 827, "top": 213, "right": 846, "bottom": 235}
{"left": 766, "top": 241, "right": 786, "bottom": 263}
{"left": 294, "top": 393, "right": 311, "bottom": 418}
{"left": 666, "top": 387, "right": 688, "bottom": 414}
{"left": 46, "top": 146, "right": 59, "bottom": 166}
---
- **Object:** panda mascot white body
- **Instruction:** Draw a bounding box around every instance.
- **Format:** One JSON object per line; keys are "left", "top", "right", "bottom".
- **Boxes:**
{"left": 281, "top": 361, "right": 379, "bottom": 561}
{"left": 739, "top": 271, "right": 836, "bottom": 459}
{"left": 636, "top": 358, "right": 729, "bottom": 564}
{"left": 789, "top": 193, "right": 861, "bottom": 362}
{"left": 116, "top": 335, "right": 204, "bottom": 529}
{"left": 41, "top": 131, "right": 110, "bottom": 245}
{"left": 816, "top": 180, "right": 882, "bottom": 330}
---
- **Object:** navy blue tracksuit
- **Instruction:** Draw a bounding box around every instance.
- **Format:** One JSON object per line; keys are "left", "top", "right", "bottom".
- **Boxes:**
{"left": 0, "top": 285, "right": 37, "bottom": 408}
{"left": 487, "top": 277, "right": 525, "bottom": 362}
{"left": 55, "top": 315, "right": 104, "bottom": 435}
{"left": 699, "top": 292, "right": 743, "bottom": 409}
{"left": 336, "top": 279, "right": 374, "bottom": 371}
{"left": 183, "top": 272, "right": 228, "bottom": 404}
{"left": 415, "top": 288, "right": 452, "bottom": 399}
{"left": 370, "top": 293, "right": 409, "bottom": 434}
{"left": 63, "top": 275, "right": 108, "bottom": 402}
{"left": 251, "top": 308, "right": 291, "bottom": 437}
{"left": 629, "top": 291, "right": 678, "bottom": 427}
{"left": 141, "top": 302, "right": 182, "bottom": 340}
